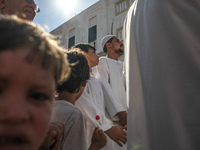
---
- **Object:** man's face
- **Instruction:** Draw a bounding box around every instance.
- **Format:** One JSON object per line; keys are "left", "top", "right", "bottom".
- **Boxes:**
{"left": 1, "top": 0, "right": 36, "bottom": 21}
{"left": 85, "top": 48, "right": 99, "bottom": 68}
{"left": 110, "top": 37, "right": 124, "bottom": 54}
{"left": 0, "top": 46, "right": 55, "bottom": 150}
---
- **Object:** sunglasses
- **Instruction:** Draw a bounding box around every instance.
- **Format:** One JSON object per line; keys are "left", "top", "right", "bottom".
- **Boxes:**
{"left": 25, "top": 0, "right": 40, "bottom": 13}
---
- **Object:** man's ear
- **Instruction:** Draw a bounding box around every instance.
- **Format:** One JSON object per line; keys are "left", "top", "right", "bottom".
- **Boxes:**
{"left": 106, "top": 43, "right": 112, "bottom": 50}
{"left": 0, "top": 0, "right": 6, "bottom": 10}
{"left": 82, "top": 80, "right": 87, "bottom": 87}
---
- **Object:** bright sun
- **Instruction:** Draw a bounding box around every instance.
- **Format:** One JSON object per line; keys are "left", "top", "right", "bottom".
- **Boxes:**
{"left": 58, "top": 0, "right": 77, "bottom": 16}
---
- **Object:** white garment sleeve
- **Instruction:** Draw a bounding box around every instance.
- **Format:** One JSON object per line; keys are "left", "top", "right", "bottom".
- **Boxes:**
{"left": 75, "top": 90, "right": 112, "bottom": 132}
{"left": 93, "top": 58, "right": 126, "bottom": 120}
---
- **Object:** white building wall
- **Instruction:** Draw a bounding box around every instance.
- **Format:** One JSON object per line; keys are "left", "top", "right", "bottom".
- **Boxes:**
{"left": 50, "top": 0, "right": 134, "bottom": 58}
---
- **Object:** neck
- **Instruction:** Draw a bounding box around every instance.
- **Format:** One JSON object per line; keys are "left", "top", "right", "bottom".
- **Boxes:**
{"left": 107, "top": 52, "right": 119, "bottom": 60}
{"left": 57, "top": 92, "right": 77, "bottom": 105}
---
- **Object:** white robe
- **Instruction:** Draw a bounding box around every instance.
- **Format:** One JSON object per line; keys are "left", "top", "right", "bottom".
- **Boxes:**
{"left": 85, "top": 75, "right": 112, "bottom": 120}
{"left": 123, "top": 0, "right": 200, "bottom": 150}
{"left": 51, "top": 100, "right": 87, "bottom": 150}
{"left": 76, "top": 75, "right": 115, "bottom": 150}
{"left": 93, "top": 56, "right": 127, "bottom": 121}
{"left": 75, "top": 81, "right": 113, "bottom": 150}
{"left": 93, "top": 57, "right": 127, "bottom": 150}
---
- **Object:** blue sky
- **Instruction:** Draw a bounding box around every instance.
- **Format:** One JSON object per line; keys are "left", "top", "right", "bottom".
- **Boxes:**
{"left": 33, "top": 0, "right": 99, "bottom": 32}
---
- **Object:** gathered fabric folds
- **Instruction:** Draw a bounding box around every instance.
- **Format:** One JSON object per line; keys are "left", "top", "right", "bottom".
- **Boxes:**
{"left": 123, "top": 0, "right": 200, "bottom": 150}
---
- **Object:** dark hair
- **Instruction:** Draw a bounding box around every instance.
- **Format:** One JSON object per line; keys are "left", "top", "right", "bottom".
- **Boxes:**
{"left": 56, "top": 49, "right": 90, "bottom": 93}
{"left": 103, "top": 37, "right": 114, "bottom": 53}
{"left": 0, "top": 16, "right": 70, "bottom": 84}
{"left": 73, "top": 43, "right": 96, "bottom": 53}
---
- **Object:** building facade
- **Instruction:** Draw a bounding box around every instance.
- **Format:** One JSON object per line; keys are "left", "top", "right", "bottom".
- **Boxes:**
{"left": 51, "top": 0, "right": 135, "bottom": 60}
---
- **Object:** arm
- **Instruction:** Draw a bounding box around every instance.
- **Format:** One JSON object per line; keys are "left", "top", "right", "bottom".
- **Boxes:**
{"left": 105, "top": 125, "right": 127, "bottom": 147}
{"left": 39, "top": 122, "right": 65, "bottom": 150}
{"left": 89, "top": 127, "right": 107, "bottom": 150}
{"left": 116, "top": 111, "right": 127, "bottom": 127}
{"left": 75, "top": 90, "right": 112, "bottom": 131}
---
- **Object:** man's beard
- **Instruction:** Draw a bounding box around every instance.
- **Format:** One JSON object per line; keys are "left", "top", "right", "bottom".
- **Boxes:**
{"left": 115, "top": 48, "right": 124, "bottom": 55}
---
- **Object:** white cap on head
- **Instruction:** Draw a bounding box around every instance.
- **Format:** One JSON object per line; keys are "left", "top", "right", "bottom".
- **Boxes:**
{"left": 101, "top": 35, "right": 116, "bottom": 49}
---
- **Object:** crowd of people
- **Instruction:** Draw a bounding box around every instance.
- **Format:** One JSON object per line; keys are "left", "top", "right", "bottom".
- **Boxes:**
{"left": 0, "top": 0, "right": 127, "bottom": 150}
{"left": 0, "top": 0, "right": 200, "bottom": 150}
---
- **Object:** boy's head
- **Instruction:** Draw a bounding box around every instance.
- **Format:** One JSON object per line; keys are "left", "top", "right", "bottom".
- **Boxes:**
{"left": 0, "top": 17, "right": 69, "bottom": 150}
{"left": 0, "top": 16, "right": 69, "bottom": 84}
{"left": 56, "top": 49, "right": 90, "bottom": 99}
{"left": 73, "top": 43, "right": 99, "bottom": 68}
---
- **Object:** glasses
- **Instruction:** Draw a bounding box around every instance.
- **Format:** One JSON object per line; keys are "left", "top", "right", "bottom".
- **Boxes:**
{"left": 25, "top": 0, "right": 40, "bottom": 13}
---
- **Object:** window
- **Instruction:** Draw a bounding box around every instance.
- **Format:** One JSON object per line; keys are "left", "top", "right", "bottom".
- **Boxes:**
{"left": 68, "top": 36, "right": 75, "bottom": 49}
{"left": 88, "top": 25, "right": 97, "bottom": 43}
{"left": 116, "top": 27, "right": 123, "bottom": 42}
{"left": 115, "top": 0, "right": 130, "bottom": 16}
{"left": 68, "top": 28, "right": 75, "bottom": 48}
{"left": 88, "top": 17, "right": 97, "bottom": 43}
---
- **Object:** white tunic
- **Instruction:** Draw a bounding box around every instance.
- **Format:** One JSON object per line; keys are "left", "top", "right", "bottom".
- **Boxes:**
{"left": 75, "top": 86, "right": 112, "bottom": 149}
{"left": 76, "top": 75, "right": 114, "bottom": 150}
{"left": 93, "top": 57, "right": 127, "bottom": 150}
{"left": 51, "top": 100, "right": 87, "bottom": 150}
{"left": 85, "top": 76, "right": 108, "bottom": 117}
{"left": 123, "top": 0, "right": 200, "bottom": 150}
{"left": 93, "top": 56, "right": 127, "bottom": 121}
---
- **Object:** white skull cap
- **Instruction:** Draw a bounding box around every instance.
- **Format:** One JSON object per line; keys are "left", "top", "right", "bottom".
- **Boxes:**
{"left": 101, "top": 35, "right": 116, "bottom": 49}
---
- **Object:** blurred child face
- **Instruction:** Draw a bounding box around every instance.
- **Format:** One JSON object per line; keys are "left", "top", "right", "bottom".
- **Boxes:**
{"left": 86, "top": 48, "right": 99, "bottom": 68}
{"left": 0, "top": 46, "right": 55, "bottom": 150}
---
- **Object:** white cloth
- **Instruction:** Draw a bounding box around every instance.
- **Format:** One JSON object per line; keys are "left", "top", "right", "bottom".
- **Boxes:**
{"left": 123, "top": 0, "right": 200, "bottom": 150}
{"left": 85, "top": 75, "right": 109, "bottom": 118}
{"left": 93, "top": 56, "right": 127, "bottom": 121}
{"left": 93, "top": 56, "right": 127, "bottom": 150}
{"left": 75, "top": 88, "right": 112, "bottom": 149}
{"left": 51, "top": 100, "right": 87, "bottom": 150}
{"left": 84, "top": 75, "right": 115, "bottom": 150}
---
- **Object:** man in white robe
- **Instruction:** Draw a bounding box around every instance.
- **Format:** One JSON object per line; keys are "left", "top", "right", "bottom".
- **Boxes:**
{"left": 93, "top": 35, "right": 127, "bottom": 150}
{"left": 123, "top": 0, "right": 200, "bottom": 150}
{"left": 74, "top": 43, "right": 127, "bottom": 150}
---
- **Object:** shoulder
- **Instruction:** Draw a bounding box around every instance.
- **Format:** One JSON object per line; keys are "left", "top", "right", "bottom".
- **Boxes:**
{"left": 53, "top": 101, "right": 83, "bottom": 120}
{"left": 98, "top": 57, "right": 108, "bottom": 66}
{"left": 99, "top": 56, "right": 107, "bottom": 61}
{"left": 99, "top": 56, "right": 107, "bottom": 62}
{"left": 66, "top": 105, "right": 83, "bottom": 119}
{"left": 118, "top": 60, "right": 124, "bottom": 65}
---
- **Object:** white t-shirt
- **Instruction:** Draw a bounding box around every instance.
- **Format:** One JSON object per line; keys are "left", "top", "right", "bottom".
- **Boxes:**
{"left": 52, "top": 100, "right": 87, "bottom": 150}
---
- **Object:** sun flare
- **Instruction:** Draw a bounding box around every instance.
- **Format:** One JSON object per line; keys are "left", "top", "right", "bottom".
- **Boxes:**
{"left": 57, "top": 0, "right": 77, "bottom": 16}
